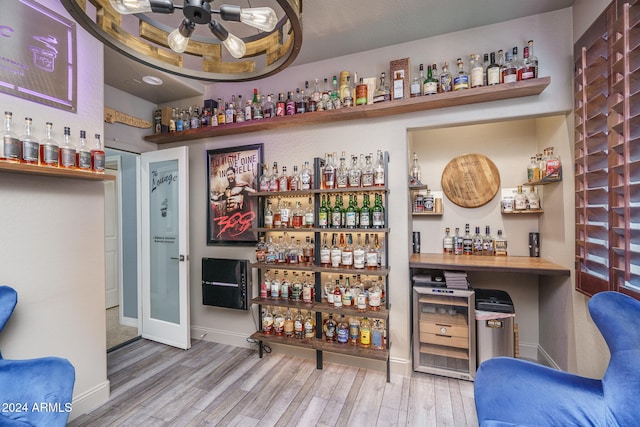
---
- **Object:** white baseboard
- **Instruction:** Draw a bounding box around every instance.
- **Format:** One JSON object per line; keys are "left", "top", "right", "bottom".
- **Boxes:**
{"left": 67, "top": 380, "right": 110, "bottom": 422}
{"left": 191, "top": 325, "right": 255, "bottom": 349}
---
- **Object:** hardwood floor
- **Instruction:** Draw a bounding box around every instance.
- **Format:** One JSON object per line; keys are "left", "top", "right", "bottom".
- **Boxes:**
{"left": 70, "top": 339, "right": 478, "bottom": 426}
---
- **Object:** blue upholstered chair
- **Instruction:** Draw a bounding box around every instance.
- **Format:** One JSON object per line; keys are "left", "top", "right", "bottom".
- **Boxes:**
{"left": 474, "top": 291, "right": 640, "bottom": 426}
{"left": 0, "top": 285, "right": 75, "bottom": 426}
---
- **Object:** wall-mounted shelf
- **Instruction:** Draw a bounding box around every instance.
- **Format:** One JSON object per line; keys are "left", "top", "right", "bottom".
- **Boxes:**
{"left": 409, "top": 253, "right": 570, "bottom": 276}
{"left": 144, "top": 77, "right": 551, "bottom": 144}
{"left": 501, "top": 209, "right": 544, "bottom": 215}
{"left": 0, "top": 162, "right": 115, "bottom": 181}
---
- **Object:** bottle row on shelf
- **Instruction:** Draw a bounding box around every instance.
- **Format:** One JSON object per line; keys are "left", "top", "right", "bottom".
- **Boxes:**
{"left": 502, "top": 185, "right": 542, "bottom": 213}
{"left": 256, "top": 232, "right": 387, "bottom": 270}
{"left": 260, "top": 307, "right": 386, "bottom": 350}
{"left": 526, "top": 146, "right": 562, "bottom": 183}
{"left": 443, "top": 224, "right": 508, "bottom": 257}
{"left": 1, "top": 111, "right": 105, "bottom": 173}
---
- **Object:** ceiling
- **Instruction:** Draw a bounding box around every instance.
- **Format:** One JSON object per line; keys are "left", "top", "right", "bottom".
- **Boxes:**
{"left": 103, "top": 0, "right": 575, "bottom": 105}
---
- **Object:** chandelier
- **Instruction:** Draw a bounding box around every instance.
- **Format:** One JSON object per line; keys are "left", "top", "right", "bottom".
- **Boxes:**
{"left": 61, "top": 0, "right": 303, "bottom": 82}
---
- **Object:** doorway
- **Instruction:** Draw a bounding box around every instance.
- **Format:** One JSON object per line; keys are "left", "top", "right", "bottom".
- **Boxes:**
{"left": 105, "top": 149, "right": 141, "bottom": 351}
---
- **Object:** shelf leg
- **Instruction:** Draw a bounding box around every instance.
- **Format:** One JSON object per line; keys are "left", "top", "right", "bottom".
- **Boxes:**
{"left": 316, "top": 349, "right": 323, "bottom": 370}
{"left": 258, "top": 340, "right": 264, "bottom": 358}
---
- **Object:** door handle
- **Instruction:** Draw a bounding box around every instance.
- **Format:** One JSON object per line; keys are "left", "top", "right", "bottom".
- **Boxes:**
{"left": 170, "top": 255, "right": 186, "bottom": 262}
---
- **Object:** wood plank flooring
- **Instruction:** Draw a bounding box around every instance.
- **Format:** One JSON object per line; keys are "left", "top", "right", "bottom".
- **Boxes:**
{"left": 69, "top": 339, "right": 478, "bottom": 426}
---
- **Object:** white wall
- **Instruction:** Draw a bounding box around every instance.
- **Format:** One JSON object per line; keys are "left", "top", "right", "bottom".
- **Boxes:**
{"left": 0, "top": 0, "right": 109, "bottom": 419}
{"left": 158, "top": 8, "right": 576, "bottom": 377}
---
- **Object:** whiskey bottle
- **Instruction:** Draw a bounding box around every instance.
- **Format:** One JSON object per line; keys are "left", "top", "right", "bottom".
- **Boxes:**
{"left": 323, "top": 152, "right": 336, "bottom": 189}
{"left": 527, "top": 187, "right": 541, "bottom": 210}
{"left": 91, "top": 133, "right": 105, "bottom": 173}
{"left": 337, "top": 315, "right": 349, "bottom": 344}
{"left": 349, "top": 317, "right": 360, "bottom": 345}
{"left": 368, "top": 282, "right": 381, "bottom": 311}
{"left": 40, "top": 122, "right": 59, "bottom": 167}
{"left": 373, "top": 72, "right": 391, "bottom": 103}
{"left": 269, "top": 162, "right": 279, "bottom": 192}
{"left": 273, "top": 307, "right": 285, "bottom": 336}
{"left": 494, "top": 230, "right": 508, "bottom": 256}
{"left": 262, "top": 307, "right": 274, "bottom": 335}
{"left": 294, "top": 309, "right": 304, "bottom": 339}
{"left": 502, "top": 49, "right": 518, "bottom": 83}
{"left": 291, "top": 201, "right": 304, "bottom": 228}
{"left": 439, "top": 62, "right": 453, "bottom": 93}
{"left": 453, "top": 227, "right": 464, "bottom": 255}
{"left": 330, "top": 233, "right": 342, "bottom": 268}
{"left": 463, "top": 224, "right": 473, "bottom": 255}
{"left": 304, "top": 310, "right": 315, "bottom": 339}
{"left": 324, "top": 314, "right": 337, "bottom": 342}
{"left": 473, "top": 226, "right": 483, "bottom": 255}
{"left": 263, "top": 94, "right": 275, "bottom": 118}
{"left": 355, "top": 77, "right": 368, "bottom": 106}
{"left": 255, "top": 236, "right": 266, "bottom": 264}
{"left": 336, "top": 154, "right": 349, "bottom": 188}
{"left": 482, "top": 226, "right": 495, "bottom": 256}
{"left": 341, "top": 233, "right": 354, "bottom": 268}
{"left": 59, "top": 127, "right": 76, "bottom": 169}
{"left": 300, "top": 160, "right": 312, "bottom": 190}
{"left": 322, "top": 78, "right": 333, "bottom": 110}
{"left": 342, "top": 75, "right": 354, "bottom": 107}
{"left": 514, "top": 185, "right": 527, "bottom": 211}
{"left": 20, "top": 117, "right": 39, "bottom": 165}
{"left": 453, "top": 58, "right": 470, "bottom": 91}
{"left": 423, "top": 65, "right": 438, "bottom": 95}
{"left": 410, "top": 152, "right": 422, "bottom": 184}
{"left": 470, "top": 54, "right": 484, "bottom": 88}
{"left": 264, "top": 201, "right": 274, "bottom": 228}
{"left": 305, "top": 81, "right": 316, "bottom": 112}
{"left": 279, "top": 166, "right": 290, "bottom": 191}
{"left": 312, "top": 78, "right": 322, "bottom": 109}
{"left": 487, "top": 52, "right": 501, "bottom": 86}
{"left": 304, "top": 197, "right": 315, "bottom": 228}
{"left": 333, "top": 282, "right": 343, "bottom": 308}
{"left": 519, "top": 45, "right": 536, "bottom": 81}
{"left": 482, "top": 53, "right": 490, "bottom": 86}
{"left": 360, "top": 155, "right": 374, "bottom": 187}
{"left": 76, "top": 130, "right": 92, "bottom": 170}
{"left": 527, "top": 40, "right": 539, "bottom": 78}
{"left": 411, "top": 64, "right": 424, "bottom": 98}
{"left": 372, "top": 319, "right": 384, "bottom": 349}
{"left": 295, "top": 88, "right": 306, "bottom": 114}
{"left": 289, "top": 165, "right": 301, "bottom": 191}
{"left": 360, "top": 317, "right": 372, "bottom": 347}
{"left": 443, "top": 227, "right": 454, "bottom": 254}
{"left": 353, "top": 234, "right": 366, "bottom": 269}
{"left": 348, "top": 155, "right": 362, "bottom": 187}
{"left": 1, "top": 111, "right": 19, "bottom": 162}
{"left": 393, "top": 70, "right": 404, "bottom": 100}
{"left": 283, "top": 308, "right": 295, "bottom": 337}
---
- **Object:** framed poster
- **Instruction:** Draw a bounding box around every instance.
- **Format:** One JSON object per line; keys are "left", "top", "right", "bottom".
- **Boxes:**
{"left": 0, "top": 0, "right": 77, "bottom": 111}
{"left": 207, "top": 144, "right": 262, "bottom": 245}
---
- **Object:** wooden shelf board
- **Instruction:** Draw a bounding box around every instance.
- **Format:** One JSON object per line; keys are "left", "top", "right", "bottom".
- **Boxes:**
{"left": 251, "top": 262, "right": 389, "bottom": 276}
{"left": 250, "top": 297, "right": 389, "bottom": 320}
{"left": 254, "top": 227, "right": 390, "bottom": 233}
{"left": 501, "top": 209, "right": 544, "bottom": 214}
{"left": 0, "top": 162, "right": 115, "bottom": 181}
{"left": 412, "top": 212, "right": 443, "bottom": 216}
{"left": 409, "top": 253, "right": 570, "bottom": 276}
{"left": 145, "top": 78, "right": 551, "bottom": 144}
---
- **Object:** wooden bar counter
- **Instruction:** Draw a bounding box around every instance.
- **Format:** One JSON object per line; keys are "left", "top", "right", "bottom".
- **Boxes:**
{"left": 409, "top": 253, "right": 570, "bottom": 276}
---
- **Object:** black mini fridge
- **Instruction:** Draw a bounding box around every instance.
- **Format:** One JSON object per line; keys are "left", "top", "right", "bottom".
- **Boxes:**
{"left": 202, "top": 258, "right": 249, "bottom": 310}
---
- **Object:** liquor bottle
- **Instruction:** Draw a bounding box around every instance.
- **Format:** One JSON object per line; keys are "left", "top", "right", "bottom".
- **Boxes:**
{"left": 353, "top": 233, "right": 366, "bottom": 269}
{"left": 322, "top": 78, "right": 332, "bottom": 110}
{"left": 320, "top": 233, "right": 331, "bottom": 266}
{"left": 487, "top": 52, "right": 501, "bottom": 86}
{"left": 278, "top": 166, "right": 289, "bottom": 191}
{"left": 176, "top": 109, "right": 183, "bottom": 131}
{"left": 291, "top": 201, "right": 304, "bottom": 228}
{"left": 545, "top": 146, "right": 561, "bottom": 179}
{"left": 360, "top": 155, "right": 374, "bottom": 187}
{"left": 19, "top": 117, "right": 39, "bottom": 165}
{"left": 411, "top": 64, "right": 424, "bottom": 97}
{"left": 527, "top": 40, "right": 538, "bottom": 78}
{"left": 372, "top": 319, "right": 384, "bottom": 349}
{"left": 262, "top": 94, "right": 274, "bottom": 119}
{"left": 494, "top": 230, "right": 508, "bottom": 256}
{"left": 453, "top": 227, "right": 464, "bottom": 255}
{"left": 225, "top": 101, "right": 235, "bottom": 124}
{"left": 280, "top": 201, "right": 291, "bottom": 228}
{"left": 265, "top": 236, "right": 277, "bottom": 264}
{"left": 359, "top": 194, "right": 371, "bottom": 229}
{"left": 91, "top": 133, "right": 105, "bottom": 173}
{"left": 270, "top": 271, "right": 281, "bottom": 298}
{"left": 324, "top": 274, "right": 335, "bottom": 305}
{"left": 527, "top": 187, "right": 541, "bottom": 210}
{"left": 272, "top": 307, "right": 285, "bottom": 336}
{"left": 1, "top": 112, "right": 18, "bottom": 162}
{"left": 319, "top": 195, "right": 329, "bottom": 228}
{"left": 453, "top": 58, "right": 470, "bottom": 91}
{"left": 393, "top": 70, "right": 404, "bottom": 100}
{"left": 368, "top": 282, "right": 381, "bottom": 311}
{"left": 463, "top": 224, "right": 473, "bottom": 255}
{"left": 372, "top": 194, "right": 385, "bottom": 229}
{"left": 294, "top": 309, "right": 305, "bottom": 339}
{"left": 410, "top": 152, "right": 421, "bottom": 184}
{"left": 323, "top": 152, "right": 336, "bottom": 189}
{"left": 234, "top": 97, "right": 244, "bottom": 123}
{"left": 424, "top": 189, "right": 434, "bottom": 212}
{"left": 252, "top": 89, "right": 263, "bottom": 119}
{"left": 76, "top": 130, "right": 91, "bottom": 170}
{"left": 355, "top": 77, "right": 368, "bottom": 106}
{"left": 59, "top": 127, "right": 76, "bottom": 169}
{"left": 511, "top": 46, "right": 522, "bottom": 79}
{"left": 324, "top": 314, "right": 337, "bottom": 342}
{"left": 281, "top": 271, "right": 291, "bottom": 297}
{"left": 304, "top": 197, "right": 315, "bottom": 228}
{"left": 295, "top": 88, "right": 305, "bottom": 114}
{"left": 366, "top": 233, "right": 378, "bottom": 269}
{"left": 276, "top": 235, "right": 287, "bottom": 263}
{"left": 300, "top": 160, "right": 312, "bottom": 190}
{"left": 519, "top": 46, "right": 536, "bottom": 81}
{"left": 269, "top": 162, "right": 279, "bottom": 192}
{"left": 373, "top": 72, "right": 391, "bottom": 103}
{"left": 255, "top": 236, "right": 266, "bottom": 263}
{"left": 349, "top": 317, "right": 360, "bottom": 345}
{"left": 169, "top": 108, "right": 177, "bottom": 132}
{"left": 304, "top": 80, "right": 314, "bottom": 112}
{"left": 514, "top": 185, "right": 527, "bottom": 210}
{"left": 336, "top": 154, "right": 349, "bottom": 188}
{"left": 482, "top": 53, "right": 490, "bottom": 86}
{"left": 342, "top": 75, "right": 354, "bottom": 107}
{"left": 40, "top": 122, "right": 59, "bottom": 167}
{"left": 374, "top": 150, "right": 385, "bottom": 186}
{"left": 289, "top": 165, "right": 300, "bottom": 191}
{"left": 330, "top": 233, "right": 342, "bottom": 268}
{"left": 337, "top": 315, "right": 349, "bottom": 344}
{"left": 341, "top": 233, "right": 354, "bottom": 268}
{"left": 360, "top": 317, "right": 372, "bottom": 347}
{"left": 470, "top": 54, "right": 484, "bottom": 88}
{"left": 431, "top": 63, "right": 440, "bottom": 90}
{"left": 302, "top": 236, "right": 314, "bottom": 264}
{"left": 331, "top": 76, "right": 341, "bottom": 109}
{"left": 443, "top": 227, "right": 454, "bottom": 254}
{"left": 439, "top": 61, "right": 453, "bottom": 93}
{"left": 304, "top": 310, "right": 315, "bottom": 339}
{"left": 259, "top": 163, "right": 270, "bottom": 191}
{"left": 423, "top": 64, "right": 438, "bottom": 96}
{"left": 262, "top": 307, "right": 274, "bottom": 335}
{"left": 312, "top": 78, "right": 322, "bottom": 110}
{"left": 482, "top": 226, "right": 495, "bottom": 256}
{"left": 345, "top": 195, "right": 357, "bottom": 229}
{"left": 502, "top": 49, "right": 518, "bottom": 83}
{"left": 283, "top": 308, "right": 295, "bottom": 337}
{"left": 333, "top": 280, "right": 343, "bottom": 308}
{"left": 331, "top": 194, "right": 342, "bottom": 228}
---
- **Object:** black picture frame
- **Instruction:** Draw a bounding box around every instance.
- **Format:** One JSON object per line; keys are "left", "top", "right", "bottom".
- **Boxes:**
{"left": 207, "top": 144, "right": 262, "bottom": 245}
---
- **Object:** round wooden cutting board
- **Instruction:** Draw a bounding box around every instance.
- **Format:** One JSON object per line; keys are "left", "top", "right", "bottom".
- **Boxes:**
{"left": 441, "top": 153, "right": 500, "bottom": 208}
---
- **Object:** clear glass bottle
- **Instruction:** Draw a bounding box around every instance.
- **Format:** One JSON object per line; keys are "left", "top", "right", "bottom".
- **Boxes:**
{"left": 545, "top": 146, "right": 561, "bottom": 179}
{"left": 283, "top": 308, "right": 295, "bottom": 337}
{"left": 360, "top": 155, "right": 374, "bottom": 187}
{"left": 368, "top": 282, "right": 381, "bottom": 311}
{"left": 502, "top": 49, "right": 518, "bottom": 83}
{"left": 443, "top": 227, "right": 454, "bottom": 254}
{"left": 279, "top": 165, "right": 289, "bottom": 191}
{"left": 323, "top": 152, "right": 336, "bottom": 189}
{"left": 374, "top": 150, "right": 385, "bottom": 187}
{"left": 473, "top": 226, "right": 484, "bottom": 255}
{"left": 322, "top": 78, "right": 332, "bottom": 110}
{"left": 330, "top": 233, "right": 342, "bottom": 268}
{"left": 470, "top": 54, "right": 484, "bottom": 88}
{"left": 304, "top": 197, "right": 315, "bottom": 228}
{"left": 463, "top": 223, "right": 473, "bottom": 255}
{"left": 273, "top": 307, "right": 285, "bottom": 336}
{"left": 295, "top": 88, "right": 305, "bottom": 114}
{"left": 336, "top": 154, "right": 349, "bottom": 188}
{"left": 341, "top": 233, "right": 354, "bottom": 268}
{"left": 255, "top": 236, "right": 266, "bottom": 263}
{"left": 494, "top": 230, "right": 508, "bottom": 256}
{"left": 324, "top": 313, "right": 337, "bottom": 342}
{"left": 304, "top": 310, "right": 315, "bottom": 339}
{"left": 59, "top": 126, "right": 76, "bottom": 169}
{"left": 331, "top": 76, "right": 341, "bottom": 109}
{"left": 527, "top": 187, "right": 541, "bottom": 210}
{"left": 1, "top": 111, "right": 18, "bottom": 161}
{"left": 410, "top": 152, "right": 421, "bottom": 184}
{"left": 527, "top": 156, "right": 538, "bottom": 183}
{"left": 300, "top": 160, "right": 312, "bottom": 190}
{"left": 439, "top": 61, "right": 453, "bottom": 93}
{"left": 20, "top": 117, "right": 39, "bottom": 164}
{"left": 453, "top": 58, "right": 470, "bottom": 91}
{"left": 514, "top": 185, "right": 527, "bottom": 210}
{"left": 483, "top": 226, "right": 495, "bottom": 256}
{"left": 320, "top": 233, "right": 331, "bottom": 266}
{"left": 373, "top": 72, "right": 391, "bottom": 103}
{"left": 527, "top": 40, "right": 538, "bottom": 78}
{"left": 347, "top": 155, "right": 361, "bottom": 187}
{"left": 40, "top": 122, "right": 59, "bottom": 167}
{"left": 366, "top": 233, "right": 378, "bottom": 269}
{"left": 91, "top": 133, "right": 105, "bottom": 173}
{"left": 262, "top": 306, "right": 274, "bottom": 335}
{"left": 294, "top": 309, "right": 304, "bottom": 339}
{"left": 342, "top": 75, "right": 354, "bottom": 107}
{"left": 519, "top": 45, "right": 536, "bottom": 81}
{"left": 411, "top": 63, "right": 424, "bottom": 97}
{"left": 269, "top": 162, "right": 279, "bottom": 192}
{"left": 252, "top": 89, "right": 263, "bottom": 119}
{"left": 76, "top": 130, "right": 91, "bottom": 170}
{"left": 372, "top": 319, "right": 384, "bottom": 349}
{"left": 349, "top": 316, "right": 360, "bottom": 345}
{"left": 454, "top": 227, "right": 464, "bottom": 255}
{"left": 353, "top": 233, "right": 366, "bottom": 269}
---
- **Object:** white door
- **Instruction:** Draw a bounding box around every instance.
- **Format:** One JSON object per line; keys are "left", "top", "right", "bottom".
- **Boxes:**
{"left": 141, "top": 146, "right": 190, "bottom": 350}
{"left": 104, "top": 161, "right": 121, "bottom": 309}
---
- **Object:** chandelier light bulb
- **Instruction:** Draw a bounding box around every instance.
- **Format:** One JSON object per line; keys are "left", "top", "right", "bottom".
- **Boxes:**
{"left": 168, "top": 29, "right": 189, "bottom": 53}
{"left": 223, "top": 33, "right": 246, "bottom": 59}
{"left": 239, "top": 7, "right": 278, "bottom": 32}
{"left": 109, "top": 0, "right": 152, "bottom": 14}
